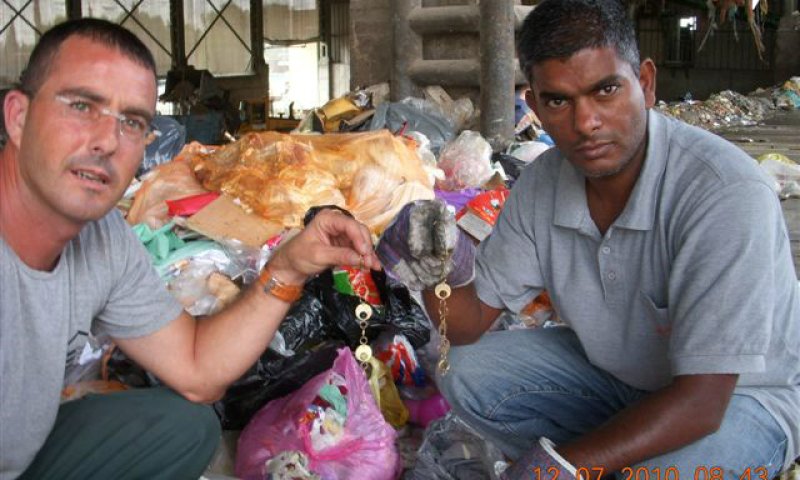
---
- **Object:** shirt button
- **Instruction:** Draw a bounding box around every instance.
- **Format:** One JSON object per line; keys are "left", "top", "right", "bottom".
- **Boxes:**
{"left": 607, "top": 271, "right": 617, "bottom": 280}
{"left": 601, "top": 246, "right": 611, "bottom": 254}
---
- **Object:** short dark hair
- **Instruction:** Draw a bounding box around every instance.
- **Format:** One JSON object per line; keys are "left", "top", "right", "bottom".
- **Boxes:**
{"left": 517, "top": 0, "right": 640, "bottom": 84}
{"left": 19, "top": 17, "right": 156, "bottom": 96}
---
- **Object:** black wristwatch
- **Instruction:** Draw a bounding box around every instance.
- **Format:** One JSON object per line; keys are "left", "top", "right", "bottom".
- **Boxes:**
{"left": 302, "top": 205, "right": 354, "bottom": 226}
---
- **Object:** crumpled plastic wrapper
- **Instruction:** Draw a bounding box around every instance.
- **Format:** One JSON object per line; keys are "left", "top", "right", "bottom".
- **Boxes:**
{"left": 181, "top": 130, "right": 438, "bottom": 234}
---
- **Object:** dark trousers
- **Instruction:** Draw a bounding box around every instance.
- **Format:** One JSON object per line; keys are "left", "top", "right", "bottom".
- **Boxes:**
{"left": 20, "top": 387, "right": 221, "bottom": 480}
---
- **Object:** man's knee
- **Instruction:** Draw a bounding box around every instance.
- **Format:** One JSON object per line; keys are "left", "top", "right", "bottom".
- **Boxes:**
{"left": 147, "top": 387, "right": 222, "bottom": 454}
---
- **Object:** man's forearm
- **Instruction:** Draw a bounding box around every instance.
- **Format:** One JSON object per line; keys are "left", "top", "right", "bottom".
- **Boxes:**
{"left": 117, "top": 208, "right": 381, "bottom": 403}
{"left": 555, "top": 374, "right": 739, "bottom": 472}
{"left": 113, "top": 280, "right": 294, "bottom": 404}
{"left": 189, "top": 282, "right": 294, "bottom": 400}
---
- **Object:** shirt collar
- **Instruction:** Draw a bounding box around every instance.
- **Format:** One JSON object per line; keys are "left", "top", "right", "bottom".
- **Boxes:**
{"left": 553, "top": 109, "right": 669, "bottom": 232}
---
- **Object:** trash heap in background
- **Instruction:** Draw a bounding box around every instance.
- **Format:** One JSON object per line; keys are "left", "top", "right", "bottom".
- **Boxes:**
{"left": 655, "top": 77, "right": 800, "bottom": 130}
{"left": 655, "top": 77, "right": 800, "bottom": 200}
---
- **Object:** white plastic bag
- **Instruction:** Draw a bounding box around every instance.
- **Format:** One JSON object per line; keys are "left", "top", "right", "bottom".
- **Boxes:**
{"left": 436, "top": 130, "right": 494, "bottom": 191}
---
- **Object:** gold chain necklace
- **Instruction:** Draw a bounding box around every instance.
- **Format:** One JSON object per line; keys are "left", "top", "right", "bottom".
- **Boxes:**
{"left": 434, "top": 278, "right": 451, "bottom": 375}
{"left": 353, "top": 260, "right": 374, "bottom": 370}
{"left": 353, "top": 251, "right": 453, "bottom": 376}
{"left": 434, "top": 233, "right": 453, "bottom": 376}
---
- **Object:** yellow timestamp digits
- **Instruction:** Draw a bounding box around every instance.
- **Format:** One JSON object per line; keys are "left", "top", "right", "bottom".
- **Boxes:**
{"left": 621, "top": 466, "right": 682, "bottom": 480}
{"left": 529, "top": 466, "right": 561, "bottom": 480}
{"left": 615, "top": 465, "right": 771, "bottom": 480}
{"left": 737, "top": 467, "right": 770, "bottom": 480}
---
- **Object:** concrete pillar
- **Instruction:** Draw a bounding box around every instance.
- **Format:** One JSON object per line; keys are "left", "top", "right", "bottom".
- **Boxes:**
{"left": 480, "top": 0, "right": 516, "bottom": 151}
{"left": 392, "top": 0, "right": 422, "bottom": 100}
{"left": 350, "top": 0, "right": 394, "bottom": 90}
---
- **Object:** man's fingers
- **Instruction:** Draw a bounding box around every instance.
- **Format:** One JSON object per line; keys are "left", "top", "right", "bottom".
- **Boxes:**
{"left": 306, "top": 207, "right": 381, "bottom": 270}
{"left": 313, "top": 244, "right": 364, "bottom": 268}
{"left": 314, "top": 209, "right": 368, "bottom": 249}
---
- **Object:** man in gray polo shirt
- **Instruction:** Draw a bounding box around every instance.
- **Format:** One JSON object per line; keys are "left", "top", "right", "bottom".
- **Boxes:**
{"left": 0, "top": 18, "right": 381, "bottom": 479}
{"left": 377, "top": 0, "right": 798, "bottom": 476}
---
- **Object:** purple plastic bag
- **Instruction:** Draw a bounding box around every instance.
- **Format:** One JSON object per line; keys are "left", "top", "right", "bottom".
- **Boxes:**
{"left": 235, "top": 348, "right": 402, "bottom": 480}
{"left": 435, "top": 188, "right": 481, "bottom": 212}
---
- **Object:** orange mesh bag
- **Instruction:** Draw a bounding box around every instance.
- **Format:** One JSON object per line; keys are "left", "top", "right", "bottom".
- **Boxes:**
{"left": 187, "top": 130, "right": 436, "bottom": 233}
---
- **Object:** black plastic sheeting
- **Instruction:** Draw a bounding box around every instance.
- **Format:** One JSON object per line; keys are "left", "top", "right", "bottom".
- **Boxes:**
{"left": 214, "top": 269, "right": 431, "bottom": 429}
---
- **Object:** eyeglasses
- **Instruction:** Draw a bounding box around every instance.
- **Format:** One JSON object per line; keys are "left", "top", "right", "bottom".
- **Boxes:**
{"left": 54, "top": 94, "right": 161, "bottom": 145}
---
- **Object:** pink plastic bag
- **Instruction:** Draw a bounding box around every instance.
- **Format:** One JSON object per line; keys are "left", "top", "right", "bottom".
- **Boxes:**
{"left": 235, "top": 348, "right": 402, "bottom": 480}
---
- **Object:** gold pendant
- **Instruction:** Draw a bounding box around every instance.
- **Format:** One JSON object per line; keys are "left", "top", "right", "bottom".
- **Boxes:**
{"left": 353, "top": 261, "right": 374, "bottom": 370}
{"left": 434, "top": 282, "right": 451, "bottom": 300}
{"left": 355, "top": 303, "right": 373, "bottom": 321}
{"left": 355, "top": 344, "right": 373, "bottom": 363}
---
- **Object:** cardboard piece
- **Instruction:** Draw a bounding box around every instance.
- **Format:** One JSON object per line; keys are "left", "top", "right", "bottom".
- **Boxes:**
{"left": 186, "top": 194, "right": 284, "bottom": 248}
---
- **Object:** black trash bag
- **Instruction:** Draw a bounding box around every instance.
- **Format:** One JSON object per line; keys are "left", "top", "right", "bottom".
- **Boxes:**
{"left": 214, "top": 269, "right": 431, "bottom": 429}
{"left": 492, "top": 152, "right": 526, "bottom": 185}
{"left": 214, "top": 340, "right": 345, "bottom": 430}
{"left": 138, "top": 116, "right": 186, "bottom": 177}
{"left": 315, "top": 269, "right": 431, "bottom": 349}
{"left": 104, "top": 345, "right": 160, "bottom": 388}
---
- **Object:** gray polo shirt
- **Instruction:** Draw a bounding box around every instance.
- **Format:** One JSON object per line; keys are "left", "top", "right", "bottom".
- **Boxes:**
{"left": 475, "top": 110, "right": 799, "bottom": 467}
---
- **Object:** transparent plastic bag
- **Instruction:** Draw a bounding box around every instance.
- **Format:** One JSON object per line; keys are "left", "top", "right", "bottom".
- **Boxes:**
{"left": 167, "top": 262, "right": 239, "bottom": 316}
{"left": 236, "top": 348, "right": 401, "bottom": 480}
{"left": 760, "top": 158, "right": 800, "bottom": 199}
{"left": 436, "top": 131, "right": 494, "bottom": 191}
{"left": 404, "top": 412, "right": 506, "bottom": 480}
{"left": 127, "top": 159, "right": 209, "bottom": 229}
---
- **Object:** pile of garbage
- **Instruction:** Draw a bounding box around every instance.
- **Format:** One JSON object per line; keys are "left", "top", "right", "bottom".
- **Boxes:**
{"left": 74, "top": 82, "right": 560, "bottom": 480}
{"left": 655, "top": 77, "right": 800, "bottom": 130}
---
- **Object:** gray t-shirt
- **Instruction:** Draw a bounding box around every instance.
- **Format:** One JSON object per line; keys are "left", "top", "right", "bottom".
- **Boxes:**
{"left": 0, "top": 210, "right": 183, "bottom": 479}
{"left": 475, "top": 110, "right": 800, "bottom": 468}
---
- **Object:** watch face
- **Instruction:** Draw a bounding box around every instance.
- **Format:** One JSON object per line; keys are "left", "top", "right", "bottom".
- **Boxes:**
{"left": 264, "top": 278, "right": 279, "bottom": 291}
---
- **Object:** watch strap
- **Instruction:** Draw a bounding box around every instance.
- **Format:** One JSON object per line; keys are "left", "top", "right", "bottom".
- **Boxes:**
{"left": 258, "top": 265, "right": 304, "bottom": 303}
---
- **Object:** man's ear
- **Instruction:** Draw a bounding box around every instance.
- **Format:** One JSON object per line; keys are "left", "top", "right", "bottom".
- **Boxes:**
{"left": 4, "top": 90, "right": 29, "bottom": 148}
{"left": 524, "top": 88, "right": 539, "bottom": 118}
{"left": 639, "top": 58, "right": 657, "bottom": 108}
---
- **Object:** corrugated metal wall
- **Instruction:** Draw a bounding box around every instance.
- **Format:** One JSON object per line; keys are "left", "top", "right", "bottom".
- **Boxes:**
{"left": 329, "top": 0, "right": 349, "bottom": 65}
{"left": 638, "top": 15, "right": 774, "bottom": 72}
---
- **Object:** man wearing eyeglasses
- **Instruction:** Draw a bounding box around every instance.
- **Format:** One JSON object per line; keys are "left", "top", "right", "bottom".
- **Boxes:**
{"left": 0, "top": 18, "right": 381, "bottom": 479}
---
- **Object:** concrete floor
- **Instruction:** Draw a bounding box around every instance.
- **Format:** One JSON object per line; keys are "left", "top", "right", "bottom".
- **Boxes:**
{"left": 716, "top": 110, "right": 800, "bottom": 164}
